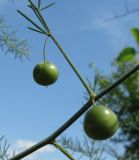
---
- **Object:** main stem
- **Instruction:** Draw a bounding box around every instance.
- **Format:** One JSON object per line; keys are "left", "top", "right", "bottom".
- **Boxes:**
{"left": 9, "top": 99, "right": 92, "bottom": 160}
{"left": 12, "top": 1, "right": 139, "bottom": 160}
{"left": 9, "top": 64, "right": 139, "bottom": 160}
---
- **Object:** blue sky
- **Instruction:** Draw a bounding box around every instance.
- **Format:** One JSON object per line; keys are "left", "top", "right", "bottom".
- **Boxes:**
{"left": 0, "top": 0, "right": 139, "bottom": 160}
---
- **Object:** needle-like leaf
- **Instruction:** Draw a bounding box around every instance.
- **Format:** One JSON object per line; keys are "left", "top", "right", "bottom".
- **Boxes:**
{"left": 28, "top": 27, "right": 45, "bottom": 34}
{"left": 28, "top": 0, "right": 50, "bottom": 32}
{"left": 41, "top": 2, "right": 56, "bottom": 11}
{"left": 38, "top": 0, "right": 41, "bottom": 9}
{"left": 17, "top": 10, "right": 47, "bottom": 34}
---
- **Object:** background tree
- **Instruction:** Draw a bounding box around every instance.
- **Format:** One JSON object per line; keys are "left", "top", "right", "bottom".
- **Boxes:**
{"left": 0, "top": 1, "right": 29, "bottom": 158}
{"left": 0, "top": 13, "right": 29, "bottom": 60}
{"left": 59, "top": 135, "right": 105, "bottom": 160}
{"left": 0, "top": 136, "right": 11, "bottom": 160}
{"left": 88, "top": 28, "right": 139, "bottom": 159}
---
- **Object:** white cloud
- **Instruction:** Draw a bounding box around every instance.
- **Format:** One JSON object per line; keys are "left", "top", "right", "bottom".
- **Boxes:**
{"left": 15, "top": 139, "right": 55, "bottom": 153}
{"left": 8, "top": 139, "right": 55, "bottom": 160}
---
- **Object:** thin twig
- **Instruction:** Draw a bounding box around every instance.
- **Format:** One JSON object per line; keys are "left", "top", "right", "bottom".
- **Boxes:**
{"left": 50, "top": 33, "right": 95, "bottom": 98}
{"left": 104, "top": 8, "right": 139, "bottom": 22}
{"left": 52, "top": 141, "right": 75, "bottom": 160}
{"left": 104, "top": 0, "right": 139, "bottom": 22}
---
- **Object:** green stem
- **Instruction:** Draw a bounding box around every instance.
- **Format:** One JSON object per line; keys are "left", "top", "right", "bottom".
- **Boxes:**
{"left": 52, "top": 141, "right": 75, "bottom": 160}
{"left": 43, "top": 37, "right": 49, "bottom": 62}
{"left": 50, "top": 33, "right": 94, "bottom": 98}
{"left": 18, "top": 0, "right": 94, "bottom": 97}
{"left": 38, "top": 0, "right": 41, "bottom": 9}
{"left": 27, "top": 0, "right": 94, "bottom": 98}
{"left": 9, "top": 99, "right": 92, "bottom": 160}
{"left": 14, "top": 1, "right": 139, "bottom": 160}
{"left": 9, "top": 64, "right": 139, "bottom": 160}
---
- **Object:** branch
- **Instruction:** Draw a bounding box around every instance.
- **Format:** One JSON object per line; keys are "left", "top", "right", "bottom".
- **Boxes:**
{"left": 19, "top": 0, "right": 94, "bottom": 98}
{"left": 9, "top": 0, "right": 139, "bottom": 159}
{"left": 37, "top": 0, "right": 41, "bottom": 9}
{"left": 9, "top": 64, "right": 139, "bottom": 160}
{"left": 104, "top": 8, "right": 139, "bottom": 22}
{"left": 104, "top": 0, "right": 139, "bottom": 22}
{"left": 52, "top": 141, "right": 75, "bottom": 160}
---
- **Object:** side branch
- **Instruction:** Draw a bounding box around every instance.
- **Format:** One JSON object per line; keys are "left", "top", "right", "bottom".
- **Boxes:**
{"left": 104, "top": 0, "right": 139, "bottom": 22}
{"left": 104, "top": 8, "right": 139, "bottom": 22}
{"left": 50, "top": 34, "right": 94, "bottom": 98}
{"left": 52, "top": 141, "right": 75, "bottom": 160}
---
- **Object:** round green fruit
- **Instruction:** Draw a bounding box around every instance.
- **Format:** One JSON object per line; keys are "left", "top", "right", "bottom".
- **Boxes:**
{"left": 33, "top": 61, "right": 59, "bottom": 86}
{"left": 83, "top": 105, "right": 119, "bottom": 140}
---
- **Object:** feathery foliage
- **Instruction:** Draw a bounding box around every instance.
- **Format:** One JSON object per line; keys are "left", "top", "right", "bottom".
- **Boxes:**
{"left": 0, "top": 17, "right": 29, "bottom": 60}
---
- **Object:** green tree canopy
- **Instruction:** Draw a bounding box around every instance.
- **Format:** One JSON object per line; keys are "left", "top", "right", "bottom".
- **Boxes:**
{"left": 93, "top": 29, "right": 139, "bottom": 159}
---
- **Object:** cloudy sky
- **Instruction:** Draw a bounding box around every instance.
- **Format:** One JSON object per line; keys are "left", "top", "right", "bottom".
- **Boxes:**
{"left": 0, "top": 0, "right": 139, "bottom": 160}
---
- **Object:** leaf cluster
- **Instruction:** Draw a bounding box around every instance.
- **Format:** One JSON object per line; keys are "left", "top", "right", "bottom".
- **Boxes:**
{"left": 59, "top": 135, "right": 105, "bottom": 160}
